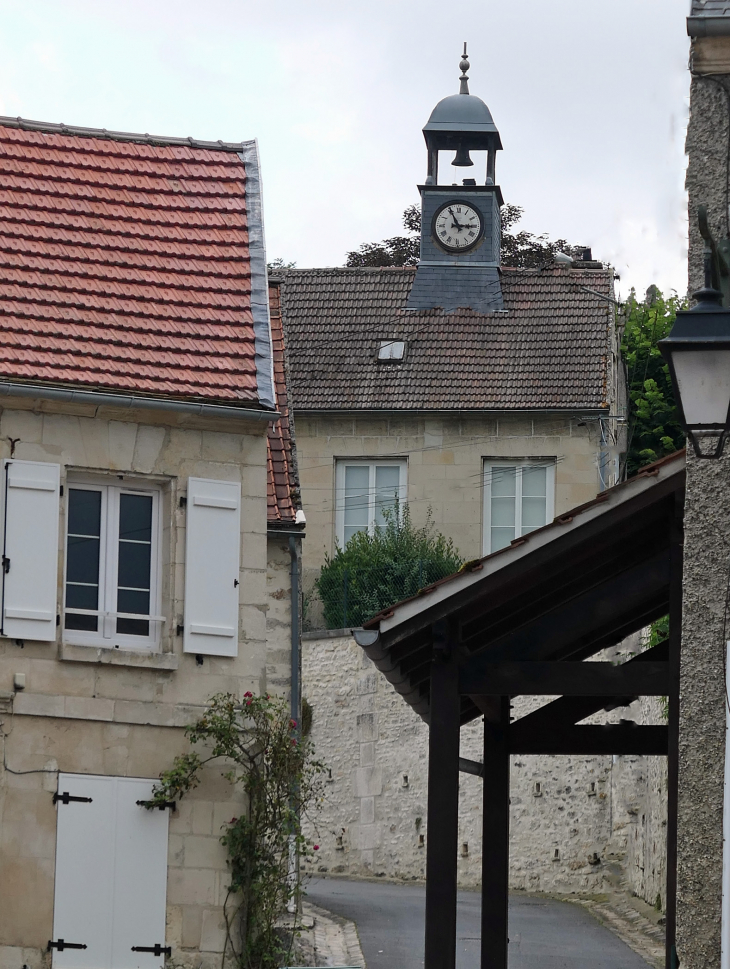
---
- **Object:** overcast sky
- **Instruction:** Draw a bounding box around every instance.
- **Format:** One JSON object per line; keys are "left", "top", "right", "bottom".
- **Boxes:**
{"left": 0, "top": 0, "right": 690, "bottom": 299}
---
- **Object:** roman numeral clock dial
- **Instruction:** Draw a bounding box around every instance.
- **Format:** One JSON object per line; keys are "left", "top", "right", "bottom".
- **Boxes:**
{"left": 432, "top": 201, "right": 484, "bottom": 253}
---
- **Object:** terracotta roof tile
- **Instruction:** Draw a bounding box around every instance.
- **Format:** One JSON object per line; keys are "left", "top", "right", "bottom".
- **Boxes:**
{"left": 276, "top": 266, "right": 613, "bottom": 411}
{"left": 0, "top": 118, "right": 267, "bottom": 405}
{"left": 267, "top": 282, "right": 301, "bottom": 524}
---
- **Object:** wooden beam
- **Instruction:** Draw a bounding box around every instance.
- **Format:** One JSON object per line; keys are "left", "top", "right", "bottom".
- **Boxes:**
{"left": 507, "top": 640, "right": 671, "bottom": 734}
{"left": 461, "top": 550, "right": 670, "bottom": 664}
{"left": 424, "top": 620, "right": 460, "bottom": 969}
{"left": 481, "top": 697, "right": 509, "bottom": 969}
{"left": 509, "top": 723, "right": 668, "bottom": 756}
{"left": 460, "top": 660, "right": 669, "bottom": 697}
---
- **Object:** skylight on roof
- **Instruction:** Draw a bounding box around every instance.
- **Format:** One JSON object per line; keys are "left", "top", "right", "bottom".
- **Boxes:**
{"left": 378, "top": 340, "right": 406, "bottom": 361}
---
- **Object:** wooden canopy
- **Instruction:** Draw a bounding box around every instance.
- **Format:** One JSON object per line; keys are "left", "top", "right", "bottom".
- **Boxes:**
{"left": 354, "top": 450, "right": 685, "bottom": 969}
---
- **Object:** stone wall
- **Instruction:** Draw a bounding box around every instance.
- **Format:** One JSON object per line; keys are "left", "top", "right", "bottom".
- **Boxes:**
{"left": 676, "top": 34, "right": 730, "bottom": 969}
{"left": 295, "top": 413, "right": 621, "bottom": 596}
{"left": 302, "top": 631, "right": 667, "bottom": 902}
{"left": 0, "top": 395, "right": 290, "bottom": 969}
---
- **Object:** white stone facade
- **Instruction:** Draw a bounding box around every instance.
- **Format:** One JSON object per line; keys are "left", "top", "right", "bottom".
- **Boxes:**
{"left": 301, "top": 631, "right": 667, "bottom": 904}
{"left": 0, "top": 396, "right": 297, "bottom": 969}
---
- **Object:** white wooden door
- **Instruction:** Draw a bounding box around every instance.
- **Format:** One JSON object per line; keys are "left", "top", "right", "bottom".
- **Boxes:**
{"left": 52, "top": 773, "right": 169, "bottom": 969}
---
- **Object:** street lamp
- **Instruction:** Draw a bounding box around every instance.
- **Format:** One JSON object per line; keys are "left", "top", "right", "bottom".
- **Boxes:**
{"left": 659, "top": 248, "right": 730, "bottom": 459}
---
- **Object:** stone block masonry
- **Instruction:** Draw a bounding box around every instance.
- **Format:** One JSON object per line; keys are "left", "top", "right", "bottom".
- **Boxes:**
{"left": 302, "top": 632, "right": 667, "bottom": 902}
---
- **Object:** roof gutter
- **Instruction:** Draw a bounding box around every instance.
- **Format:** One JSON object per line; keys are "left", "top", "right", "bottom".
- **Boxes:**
{"left": 0, "top": 381, "right": 279, "bottom": 423}
{"left": 688, "top": 16, "right": 730, "bottom": 36}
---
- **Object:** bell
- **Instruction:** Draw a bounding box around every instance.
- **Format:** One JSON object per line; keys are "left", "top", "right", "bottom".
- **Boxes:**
{"left": 451, "top": 144, "right": 473, "bottom": 167}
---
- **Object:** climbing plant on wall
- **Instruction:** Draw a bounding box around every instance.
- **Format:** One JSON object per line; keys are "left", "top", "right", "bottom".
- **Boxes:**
{"left": 145, "top": 692, "right": 325, "bottom": 969}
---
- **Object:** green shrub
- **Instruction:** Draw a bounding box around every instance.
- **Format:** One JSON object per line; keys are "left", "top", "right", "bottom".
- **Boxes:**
{"left": 315, "top": 504, "right": 462, "bottom": 628}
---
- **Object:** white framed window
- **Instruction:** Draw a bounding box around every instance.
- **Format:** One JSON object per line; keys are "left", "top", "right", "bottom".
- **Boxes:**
{"left": 335, "top": 460, "right": 407, "bottom": 548}
{"left": 63, "top": 479, "right": 162, "bottom": 651}
{"left": 482, "top": 459, "right": 555, "bottom": 555}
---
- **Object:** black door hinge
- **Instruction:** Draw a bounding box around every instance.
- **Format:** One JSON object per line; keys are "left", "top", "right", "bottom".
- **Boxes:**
{"left": 53, "top": 792, "right": 93, "bottom": 805}
{"left": 48, "top": 940, "right": 87, "bottom": 952}
{"left": 131, "top": 944, "right": 171, "bottom": 957}
{"left": 2, "top": 555, "right": 10, "bottom": 574}
{"left": 136, "top": 799, "right": 176, "bottom": 811}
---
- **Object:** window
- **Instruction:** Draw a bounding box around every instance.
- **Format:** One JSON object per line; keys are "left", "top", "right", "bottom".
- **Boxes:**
{"left": 377, "top": 340, "right": 406, "bottom": 361}
{"left": 335, "top": 460, "right": 407, "bottom": 547}
{"left": 64, "top": 480, "right": 162, "bottom": 650}
{"left": 482, "top": 460, "right": 555, "bottom": 555}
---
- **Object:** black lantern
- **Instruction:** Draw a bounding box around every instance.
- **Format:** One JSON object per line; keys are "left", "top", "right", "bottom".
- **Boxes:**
{"left": 659, "top": 248, "right": 730, "bottom": 459}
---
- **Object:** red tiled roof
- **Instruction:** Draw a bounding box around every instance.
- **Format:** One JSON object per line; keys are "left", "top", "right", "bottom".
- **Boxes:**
{"left": 267, "top": 282, "right": 300, "bottom": 524}
{"left": 0, "top": 119, "right": 270, "bottom": 406}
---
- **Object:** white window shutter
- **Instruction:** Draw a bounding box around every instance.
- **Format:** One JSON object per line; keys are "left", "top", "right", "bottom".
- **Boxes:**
{"left": 52, "top": 773, "right": 169, "bottom": 969}
{"left": 1, "top": 459, "right": 60, "bottom": 641}
{"left": 52, "top": 774, "right": 115, "bottom": 969}
{"left": 184, "top": 477, "right": 241, "bottom": 656}
{"left": 110, "top": 778, "right": 170, "bottom": 969}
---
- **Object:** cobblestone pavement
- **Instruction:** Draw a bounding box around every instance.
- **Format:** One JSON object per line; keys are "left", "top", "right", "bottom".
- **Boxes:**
{"left": 306, "top": 877, "right": 655, "bottom": 969}
{"left": 293, "top": 900, "right": 366, "bottom": 967}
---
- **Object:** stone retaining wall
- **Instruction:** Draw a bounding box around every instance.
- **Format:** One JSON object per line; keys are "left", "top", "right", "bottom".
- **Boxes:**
{"left": 302, "top": 631, "right": 667, "bottom": 903}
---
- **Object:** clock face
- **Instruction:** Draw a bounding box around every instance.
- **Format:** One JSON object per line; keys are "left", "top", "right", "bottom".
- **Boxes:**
{"left": 432, "top": 201, "right": 484, "bottom": 253}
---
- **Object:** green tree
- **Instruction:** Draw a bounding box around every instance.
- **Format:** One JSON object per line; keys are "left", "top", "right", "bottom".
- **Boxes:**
{"left": 621, "top": 288, "right": 686, "bottom": 478}
{"left": 267, "top": 257, "right": 296, "bottom": 273}
{"left": 316, "top": 504, "right": 463, "bottom": 628}
{"left": 345, "top": 205, "right": 421, "bottom": 267}
{"left": 344, "top": 203, "right": 588, "bottom": 269}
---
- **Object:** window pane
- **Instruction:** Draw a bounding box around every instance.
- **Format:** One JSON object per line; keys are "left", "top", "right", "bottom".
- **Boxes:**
{"left": 374, "top": 465, "right": 400, "bottom": 527}
{"left": 117, "top": 541, "right": 151, "bottom": 588}
{"left": 67, "top": 536, "right": 101, "bottom": 584}
{"left": 119, "top": 494, "right": 152, "bottom": 542}
{"left": 117, "top": 618, "right": 150, "bottom": 636}
{"left": 491, "top": 496, "right": 516, "bottom": 528}
{"left": 65, "top": 614, "right": 99, "bottom": 632}
{"left": 490, "top": 467, "right": 516, "bottom": 498}
{"left": 491, "top": 526, "right": 515, "bottom": 552}
{"left": 65, "top": 584, "right": 99, "bottom": 610}
{"left": 66, "top": 489, "right": 101, "bottom": 633}
{"left": 343, "top": 466, "right": 369, "bottom": 543}
{"left": 117, "top": 588, "right": 150, "bottom": 616}
{"left": 522, "top": 496, "right": 547, "bottom": 533}
{"left": 116, "top": 493, "right": 152, "bottom": 637}
{"left": 521, "top": 466, "right": 547, "bottom": 498}
{"left": 68, "top": 488, "right": 101, "bottom": 537}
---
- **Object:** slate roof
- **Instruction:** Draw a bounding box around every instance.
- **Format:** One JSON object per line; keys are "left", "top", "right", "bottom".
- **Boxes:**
{"left": 0, "top": 116, "right": 274, "bottom": 408}
{"left": 690, "top": 0, "right": 730, "bottom": 16}
{"left": 267, "top": 282, "right": 301, "bottom": 525}
{"left": 274, "top": 265, "right": 613, "bottom": 412}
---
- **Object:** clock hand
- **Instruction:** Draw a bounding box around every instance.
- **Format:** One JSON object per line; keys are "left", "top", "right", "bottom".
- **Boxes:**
{"left": 448, "top": 207, "right": 465, "bottom": 230}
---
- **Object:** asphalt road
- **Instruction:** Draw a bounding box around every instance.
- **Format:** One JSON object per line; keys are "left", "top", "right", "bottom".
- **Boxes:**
{"left": 306, "top": 878, "right": 651, "bottom": 969}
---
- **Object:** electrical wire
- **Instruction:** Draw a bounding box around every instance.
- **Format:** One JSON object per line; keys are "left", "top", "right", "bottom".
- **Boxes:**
{"left": 0, "top": 726, "right": 59, "bottom": 775}
{"left": 297, "top": 414, "right": 617, "bottom": 476}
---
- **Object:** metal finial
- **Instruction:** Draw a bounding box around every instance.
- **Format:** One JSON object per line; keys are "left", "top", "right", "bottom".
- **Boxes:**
{"left": 459, "top": 42, "right": 470, "bottom": 95}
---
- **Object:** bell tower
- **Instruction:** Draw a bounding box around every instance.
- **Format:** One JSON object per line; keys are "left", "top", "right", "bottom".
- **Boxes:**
{"left": 407, "top": 45, "right": 504, "bottom": 313}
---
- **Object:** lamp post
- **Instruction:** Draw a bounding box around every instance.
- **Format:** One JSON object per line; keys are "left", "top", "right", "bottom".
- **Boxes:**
{"left": 659, "top": 247, "right": 730, "bottom": 459}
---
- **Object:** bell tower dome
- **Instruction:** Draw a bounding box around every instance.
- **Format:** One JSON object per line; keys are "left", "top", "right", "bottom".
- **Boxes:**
{"left": 407, "top": 46, "right": 504, "bottom": 313}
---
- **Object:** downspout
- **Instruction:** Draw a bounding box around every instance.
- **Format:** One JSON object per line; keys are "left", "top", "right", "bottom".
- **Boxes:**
{"left": 289, "top": 535, "right": 300, "bottom": 725}
{"left": 287, "top": 534, "right": 300, "bottom": 915}
{"left": 722, "top": 640, "right": 730, "bottom": 969}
